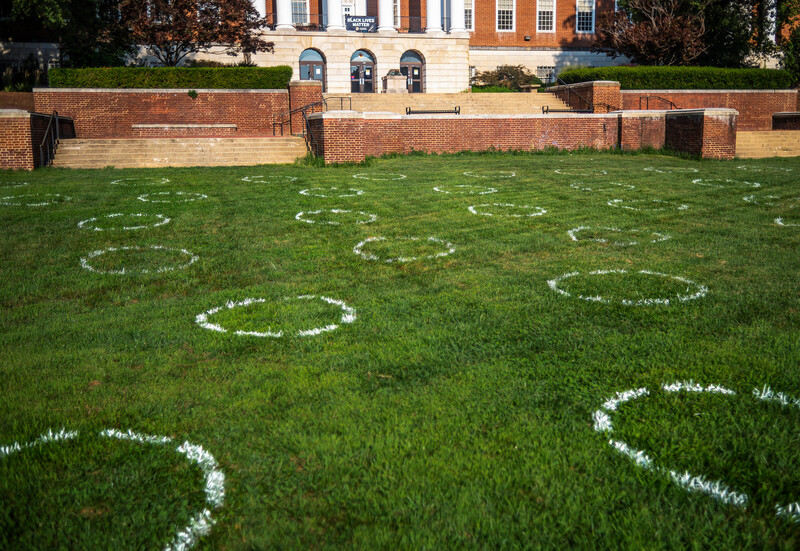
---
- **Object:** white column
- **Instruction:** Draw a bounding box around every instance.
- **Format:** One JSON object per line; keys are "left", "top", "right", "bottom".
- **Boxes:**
{"left": 378, "top": 0, "right": 396, "bottom": 31}
{"left": 253, "top": 0, "right": 267, "bottom": 18}
{"left": 327, "top": 0, "right": 345, "bottom": 29}
{"left": 426, "top": 0, "right": 442, "bottom": 33}
{"left": 449, "top": 0, "right": 466, "bottom": 32}
{"left": 276, "top": 0, "right": 294, "bottom": 29}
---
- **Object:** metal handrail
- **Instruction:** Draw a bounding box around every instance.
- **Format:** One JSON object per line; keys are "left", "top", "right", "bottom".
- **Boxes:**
{"left": 38, "top": 111, "right": 60, "bottom": 168}
{"left": 273, "top": 97, "right": 351, "bottom": 136}
{"left": 639, "top": 95, "right": 679, "bottom": 110}
{"left": 303, "top": 109, "right": 318, "bottom": 155}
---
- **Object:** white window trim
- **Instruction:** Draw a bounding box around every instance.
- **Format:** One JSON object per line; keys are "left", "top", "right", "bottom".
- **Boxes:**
{"left": 575, "top": 0, "right": 595, "bottom": 33}
{"left": 536, "top": 0, "right": 555, "bottom": 33}
{"left": 464, "top": 0, "right": 474, "bottom": 31}
{"left": 496, "top": 0, "right": 516, "bottom": 32}
{"left": 292, "top": 0, "right": 310, "bottom": 25}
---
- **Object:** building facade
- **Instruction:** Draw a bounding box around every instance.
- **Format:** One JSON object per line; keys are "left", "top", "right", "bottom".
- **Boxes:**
{"left": 248, "top": 0, "right": 622, "bottom": 93}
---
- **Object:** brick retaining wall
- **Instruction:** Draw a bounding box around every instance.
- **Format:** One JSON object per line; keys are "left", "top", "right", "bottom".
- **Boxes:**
{"left": 33, "top": 88, "right": 292, "bottom": 138}
{"left": 0, "top": 110, "right": 52, "bottom": 170}
{"left": 0, "top": 92, "right": 35, "bottom": 111}
{"left": 308, "top": 108, "right": 737, "bottom": 164}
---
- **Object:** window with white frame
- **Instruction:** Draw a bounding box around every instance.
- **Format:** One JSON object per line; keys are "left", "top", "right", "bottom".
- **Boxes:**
{"left": 465, "top": 0, "right": 474, "bottom": 30}
{"left": 393, "top": 0, "right": 400, "bottom": 27}
{"left": 536, "top": 66, "right": 556, "bottom": 83}
{"left": 292, "top": 0, "right": 309, "bottom": 24}
{"left": 537, "top": 0, "right": 554, "bottom": 32}
{"left": 576, "top": 0, "right": 594, "bottom": 32}
{"left": 497, "top": 0, "right": 514, "bottom": 31}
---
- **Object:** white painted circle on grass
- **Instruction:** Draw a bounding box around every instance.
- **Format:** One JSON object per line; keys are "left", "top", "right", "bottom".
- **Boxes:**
{"left": 353, "top": 173, "right": 406, "bottom": 180}
{"left": 692, "top": 179, "right": 760, "bottom": 189}
{"left": 468, "top": 203, "right": 547, "bottom": 217}
{"left": 607, "top": 199, "right": 689, "bottom": 212}
{"left": 110, "top": 177, "right": 170, "bottom": 186}
{"left": 743, "top": 195, "right": 780, "bottom": 206}
{"left": 138, "top": 191, "right": 207, "bottom": 203}
{"left": 737, "top": 165, "right": 793, "bottom": 172}
{"left": 295, "top": 209, "right": 376, "bottom": 225}
{"left": 1, "top": 193, "right": 70, "bottom": 207}
{"left": 547, "top": 269, "right": 707, "bottom": 305}
{"left": 593, "top": 382, "right": 800, "bottom": 523}
{"left": 353, "top": 236, "right": 456, "bottom": 263}
{"left": 570, "top": 182, "right": 635, "bottom": 192}
{"left": 0, "top": 182, "right": 29, "bottom": 189}
{"left": 434, "top": 184, "right": 497, "bottom": 195}
{"left": 80, "top": 245, "right": 199, "bottom": 275}
{"left": 463, "top": 171, "right": 515, "bottom": 178}
{"left": 0, "top": 428, "right": 224, "bottom": 551}
{"left": 78, "top": 213, "right": 170, "bottom": 231}
{"left": 241, "top": 175, "right": 298, "bottom": 183}
{"left": 196, "top": 295, "right": 356, "bottom": 337}
{"left": 299, "top": 187, "right": 364, "bottom": 198}
{"left": 775, "top": 216, "right": 800, "bottom": 227}
{"left": 554, "top": 169, "right": 607, "bottom": 176}
{"left": 644, "top": 167, "right": 699, "bottom": 174}
{"left": 567, "top": 226, "right": 670, "bottom": 246}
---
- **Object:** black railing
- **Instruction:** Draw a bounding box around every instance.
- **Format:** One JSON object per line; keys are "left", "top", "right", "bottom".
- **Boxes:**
{"left": 638, "top": 95, "right": 679, "bottom": 110}
{"left": 548, "top": 78, "right": 620, "bottom": 113}
{"left": 273, "top": 97, "right": 351, "bottom": 136}
{"left": 303, "top": 109, "right": 318, "bottom": 155}
{"left": 38, "top": 111, "right": 74, "bottom": 168}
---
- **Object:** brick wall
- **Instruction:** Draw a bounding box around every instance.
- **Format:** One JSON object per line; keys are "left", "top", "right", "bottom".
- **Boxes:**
{"left": 619, "top": 111, "right": 666, "bottom": 151}
{"left": 0, "top": 110, "right": 36, "bottom": 170}
{"left": 33, "top": 88, "right": 290, "bottom": 138}
{"left": 550, "top": 81, "right": 622, "bottom": 112}
{"left": 469, "top": 0, "right": 615, "bottom": 49}
{"left": 288, "top": 80, "right": 324, "bottom": 135}
{"left": 0, "top": 92, "right": 35, "bottom": 111}
{"left": 309, "top": 108, "right": 737, "bottom": 164}
{"left": 622, "top": 90, "right": 797, "bottom": 131}
{"left": 665, "top": 109, "right": 737, "bottom": 160}
{"left": 308, "top": 111, "right": 619, "bottom": 163}
{"left": 772, "top": 112, "right": 800, "bottom": 130}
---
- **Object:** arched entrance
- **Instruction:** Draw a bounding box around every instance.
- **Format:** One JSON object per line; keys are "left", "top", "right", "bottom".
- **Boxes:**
{"left": 350, "top": 50, "right": 375, "bottom": 93}
{"left": 400, "top": 50, "right": 424, "bottom": 93}
{"left": 299, "top": 49, "right": 326, "bottom": 91}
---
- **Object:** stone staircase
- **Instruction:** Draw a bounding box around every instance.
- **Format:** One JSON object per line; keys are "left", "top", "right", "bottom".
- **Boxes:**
{"left": 52, "top": 137, "right": 308, "bottom": 169}
{"left": 736, "top": 131, "right": 800, "bottom": 158}
{"left": 323, "top": 92, "right": 571, "bottom": 115}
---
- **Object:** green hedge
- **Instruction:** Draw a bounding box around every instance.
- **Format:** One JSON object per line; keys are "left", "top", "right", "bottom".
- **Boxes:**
{"left": 47, "top": 66, "right": 293, "bottom": 89}
{"left": 558, "top": 66, "right": 795, "bottom": 90}
{"left": 471, "top": 86, "right": 515, "bottom": 93}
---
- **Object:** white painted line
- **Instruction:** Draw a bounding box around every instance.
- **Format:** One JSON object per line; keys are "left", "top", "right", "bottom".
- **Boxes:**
{"left": 295, "top": 209, "right": 376, "bottom": 225}
{"left": 1, "top": 193, "right": 71, "bottom": 207}
{"left": 692, "top": 179, "right": 760, "bottom": 189}
{"left": 570, "top": 182, "right": 635, "bottom": 192}
{"left": 644, "top": 167, "right": 699, "bottom": 174}
{"left": 353, "top": 236, "right": 456, "bottom": 263}
{"left": 299, "top": 187, "right": 363, "bottom": 198}
{"left": 468, "top": 203, "right": 547, "bottom": 217}
{"left": 607, "top": 199, "right": 689, "bottom": 212}
{"left": 547, "top": 269, "right": 707, "bottom": 305}
{"left": 594, "top": 382, "right": 800, "bottom": 522}
{"left": 78, "top": 213, "right": 170, "bottom": 231}
{"left": 567, "top": 226, "right": 670, "bottom": 246}
{"left": 554, "top": 169, "right": 607, "bottom": 176}
{"left": 434, "top": 184, "right": 497, "bottom": 195}
{"left": 463, "top": 171, "right": 515, "bottom": 178}
{"left": 138, "top": 192, "right": 207, "bottom": 203}
{"left": 110, "top": 177, "right": 170, "bottom": 186}
{"left": 353, "top": 173, "right": 406, "bottom": 180}
{"left": 195, "top": 295, "right": 356, "bottom": 338}
{"left": 80, "top": 245, "right": 198, "bottom": 275}
{"left": 241, "top": 175, "right": 298, "bottom": 183}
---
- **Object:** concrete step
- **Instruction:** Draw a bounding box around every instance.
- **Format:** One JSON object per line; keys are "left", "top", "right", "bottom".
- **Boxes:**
{"left": 324, "top": 92, "right": 571, "bottom": 115}
{"left": 736, "top": 131, "right": 800, "bottom": 158}
{"left": 53, "top": 137, "right": 307, "bottom": 168}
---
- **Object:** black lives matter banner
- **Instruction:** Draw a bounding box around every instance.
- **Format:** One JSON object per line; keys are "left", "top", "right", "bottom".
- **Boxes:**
{"left": 345, "top": 16, "right": 377, "bottom": 32}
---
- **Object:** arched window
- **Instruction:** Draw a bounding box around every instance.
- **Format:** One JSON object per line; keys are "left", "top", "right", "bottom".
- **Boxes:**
{"left": 400, "top": 50, "right": 424, "bottom": 93}
{"left": 350, "top": 50, "right": 376, "bottom": 93}
{"left": 299, "top": 49, "right": 325, "bottom": 91}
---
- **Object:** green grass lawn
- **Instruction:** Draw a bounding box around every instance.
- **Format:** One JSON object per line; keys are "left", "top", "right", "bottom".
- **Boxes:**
{"left": 1, "top": 151, "right": 799, "bottom": 549}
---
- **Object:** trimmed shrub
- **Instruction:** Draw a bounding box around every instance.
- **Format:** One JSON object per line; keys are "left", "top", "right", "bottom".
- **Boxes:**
{"left": 47, "top": 66, "right": 293, "bottom": 89}
{"left": 470, "top": 65, "right": 542, "bottom": 91}
{"left": 471, "top": 86, "right": 515, "bottom": 93}
{"left": 558, "top": 66, "right": 794, "bottom": 90}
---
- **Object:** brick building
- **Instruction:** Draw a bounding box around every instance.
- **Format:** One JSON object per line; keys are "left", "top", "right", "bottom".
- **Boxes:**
{"left": 247, "top": 0, "right": 622, "bottom": 93}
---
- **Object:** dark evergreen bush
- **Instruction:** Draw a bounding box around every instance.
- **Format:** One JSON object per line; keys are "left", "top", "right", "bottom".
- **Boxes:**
{"left": 557, "top": 66, "right": 794, "bottom": 89}
{"left": 48, "top": 66, "right": 293, "bottom": 89}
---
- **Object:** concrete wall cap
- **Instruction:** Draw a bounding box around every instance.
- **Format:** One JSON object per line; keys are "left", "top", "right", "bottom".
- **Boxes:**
{"left": 619, "top": 110, "right": 668, "bottom": 118}
{"left": 289, "top": 80, "right": 323, "bottom": 87}
{"left": 0, "top": 109, "right": 32, "bottom": 118}
{"left": 773, "top": 112, "right": 800, "bottom": 117}
{"left": 622, "top": 89, "right": 797, "bottom": 94}
{"left": 666, "top": 108, "right": 739, "bottom": 116}
{"left": 131, "top": 123, "right": 237, "bottom": 128}
{"left": 33, "top": 88, "right": 288, "bottom": 94}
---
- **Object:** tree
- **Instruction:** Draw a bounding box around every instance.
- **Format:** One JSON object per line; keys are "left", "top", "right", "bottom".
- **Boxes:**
{"left": 470, "top": 65, "right": 543, "bottom": 90}
{"left": 11, "top": 0, "right": 133, "bottom": 67}
{"left": 119, "top": 0, "right": 274, "bottom": 67}
{"left": 593, "top": 0, "right": 708, "bottom": 66}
